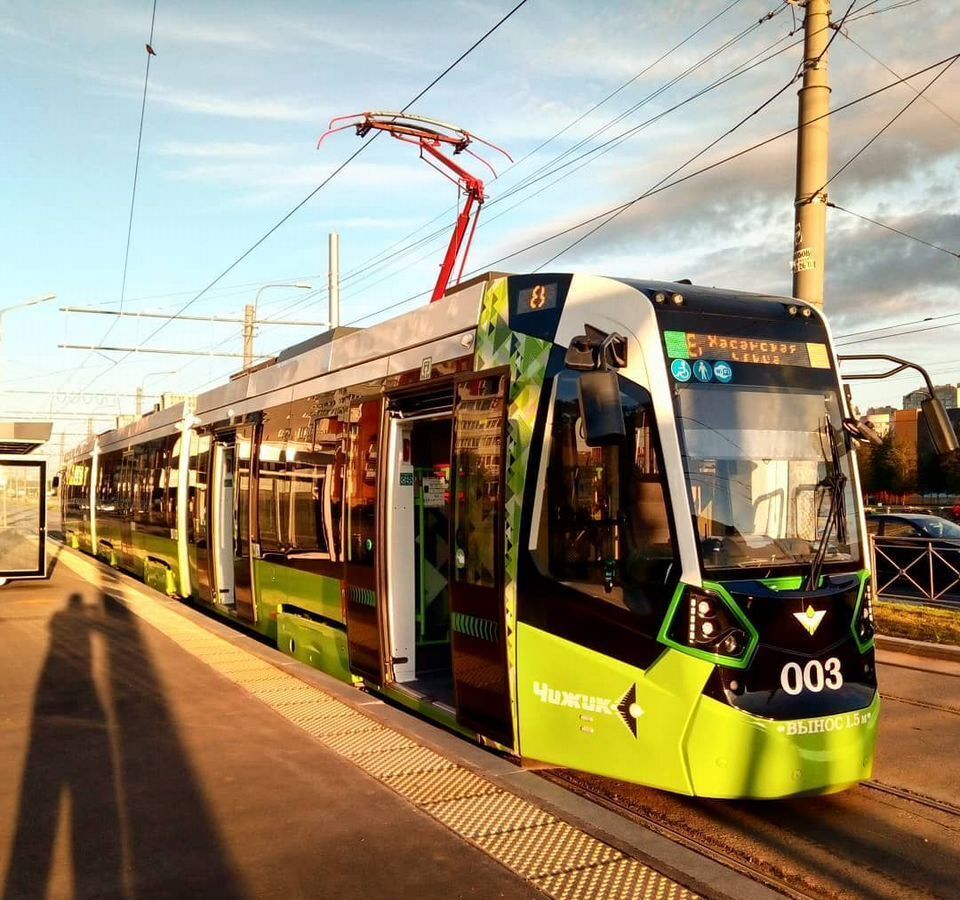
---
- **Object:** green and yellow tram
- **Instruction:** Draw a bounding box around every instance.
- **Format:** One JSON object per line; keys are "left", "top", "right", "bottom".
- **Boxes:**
{"left": 62, "top": 272, "right": 886, "bottom": 798}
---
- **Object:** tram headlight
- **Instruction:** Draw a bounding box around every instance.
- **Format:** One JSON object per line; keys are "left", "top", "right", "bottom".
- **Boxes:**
{"left": 857, "top": 581, "right": 875, "bottom": 644}
{"left": 664, "top": 586, "right": 756, "bottom": 667}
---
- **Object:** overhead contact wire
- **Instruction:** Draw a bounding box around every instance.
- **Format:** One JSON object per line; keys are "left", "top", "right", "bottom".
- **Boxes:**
{"left": 81, "top": 0, "right": 532, "bottom": 391}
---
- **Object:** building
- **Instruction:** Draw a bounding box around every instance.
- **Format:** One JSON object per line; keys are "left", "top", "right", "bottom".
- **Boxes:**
{"left": 864, "top": 406, "right": 896, "bottom": 438}
{"left": 903, "top": 384, "right": 960, "bottom": 411}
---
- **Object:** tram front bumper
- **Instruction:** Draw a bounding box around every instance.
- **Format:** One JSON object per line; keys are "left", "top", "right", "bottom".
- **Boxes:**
{"left": 682, "top": 692, "right": 880, "bottom": 799}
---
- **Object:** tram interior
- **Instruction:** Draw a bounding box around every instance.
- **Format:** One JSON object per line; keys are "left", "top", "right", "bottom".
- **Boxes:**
{"left": 388, "top": 414, "right": 455, "bottom": 708}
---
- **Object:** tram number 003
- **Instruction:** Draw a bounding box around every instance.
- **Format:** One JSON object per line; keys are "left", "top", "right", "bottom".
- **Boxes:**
{"left": 780, "top": 658, "right": 843, "bottom": 695}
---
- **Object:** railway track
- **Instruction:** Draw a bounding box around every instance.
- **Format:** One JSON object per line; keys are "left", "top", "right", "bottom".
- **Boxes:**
{"left": 882, "top": 693, "right": 960, "bottom": 716}
{"left": 864, "top": 781, "right": 960, "bottom": 822}
{"left": 543, "top": 770, "right": 822, "bottom": 900}
{"left": 544, "top": 766, "right": 960, "bottom": 900}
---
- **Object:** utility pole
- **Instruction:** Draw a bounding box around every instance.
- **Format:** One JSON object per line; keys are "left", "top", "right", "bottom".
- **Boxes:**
{"left": 328, "top": 233, "right": 341, "bottom": 329}
{"left": 135, "top": 386, "right": 144, "bottom": 416}
{"left": 242, "top": 304, "right": 256, "bottom": 369}
{"left": 792, "top": 0, "right": 832, "bottom": 309}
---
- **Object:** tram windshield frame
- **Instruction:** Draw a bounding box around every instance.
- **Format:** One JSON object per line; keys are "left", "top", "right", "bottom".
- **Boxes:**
{"left": 671, "top": 375, "right": 863, "bottom": 577}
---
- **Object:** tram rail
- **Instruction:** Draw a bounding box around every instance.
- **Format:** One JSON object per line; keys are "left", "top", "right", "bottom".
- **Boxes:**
{"left": 863, "top": 782, "right": 960, "bottom": 823}
{"left": 881, "top": 693, "right": 960, "bottom": 716}
{"left": 544, "top": 767, "right": 960, "bottom": 900}
{"left": 543, "top": 771, "right": 822, "bottom": 900}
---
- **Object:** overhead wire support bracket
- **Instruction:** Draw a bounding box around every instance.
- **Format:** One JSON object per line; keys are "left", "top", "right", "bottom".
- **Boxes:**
{"left": 318, "top": 112, "right": 511, "bottom": 303}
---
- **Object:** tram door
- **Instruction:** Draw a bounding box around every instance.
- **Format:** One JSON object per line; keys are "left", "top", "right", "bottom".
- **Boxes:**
{"left": 343, "top": 398, "right": 385, "bottom": 682}
{"left": 232, "top": 426, "right": 256, "bottom": 622}
{"left": 205, "top": 429, "right": 255, "bottom": 622}
{"left": 209, "top": 436, "right": 236, "bottom": 609}
{"left": 384, "top": 384, "right": 455, "bottom": 706}
{"left": 450, "top": 373, "right": 513, "bottom": 747}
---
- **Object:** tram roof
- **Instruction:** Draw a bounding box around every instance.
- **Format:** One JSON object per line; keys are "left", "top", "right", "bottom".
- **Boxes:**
{"left": 62, "top": 273, "right": 817, "bottom": 465}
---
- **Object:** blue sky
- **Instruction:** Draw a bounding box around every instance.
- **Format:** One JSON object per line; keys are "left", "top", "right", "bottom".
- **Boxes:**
{"left": 2, "top": 0, "right": 959, "bottom": 465}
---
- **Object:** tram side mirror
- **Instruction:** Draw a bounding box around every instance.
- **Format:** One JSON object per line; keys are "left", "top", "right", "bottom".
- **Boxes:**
{"left": 578, "top": 371, "right": 625, "bottom": 447}
{"left": 51, "top": 475, "right": 60, "bottom": 489}
{"left": 921, "top": 397, "right": 960, "bottom": 457}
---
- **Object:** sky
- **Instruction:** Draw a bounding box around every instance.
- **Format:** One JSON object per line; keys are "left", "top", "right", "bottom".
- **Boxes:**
{"left": 1, "top": 0, "right": 959, "bottom": 470}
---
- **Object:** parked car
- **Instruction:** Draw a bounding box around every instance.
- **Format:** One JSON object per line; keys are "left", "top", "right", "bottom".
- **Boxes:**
{"left": 866, "top": 513, "right": 960, "bottom": 540}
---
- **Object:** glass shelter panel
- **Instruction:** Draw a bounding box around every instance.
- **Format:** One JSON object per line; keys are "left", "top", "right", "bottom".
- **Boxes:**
{"left": 0, "top": 461, "right": 46, "bottom": 577}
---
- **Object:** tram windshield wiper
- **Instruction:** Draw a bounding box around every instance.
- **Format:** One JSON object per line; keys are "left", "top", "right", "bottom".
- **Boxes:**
{"left": 805, "top": 415, "right": 848, "bottom": 591}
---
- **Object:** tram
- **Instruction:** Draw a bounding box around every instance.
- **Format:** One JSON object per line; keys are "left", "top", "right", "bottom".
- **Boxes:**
{"left": 62, "top": 272, "right": 894, "bottom": 798}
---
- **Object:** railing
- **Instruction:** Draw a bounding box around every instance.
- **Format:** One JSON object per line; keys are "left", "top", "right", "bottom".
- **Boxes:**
{"left": 869, "top": 534, "right": 960, "bottom": 608}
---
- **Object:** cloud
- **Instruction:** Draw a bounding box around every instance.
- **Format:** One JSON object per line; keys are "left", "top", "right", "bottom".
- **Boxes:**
{"left": 163, "top": 159, "right": 436, "bottom": 208}
{"left": 322, "top": 216, "right": 423, "bottom": 230}
{"left": 0, "top": 19, "right": 29, "bottom": 39}
{"left": 149, "top": 83, "right": 322, "bottom": 122}
{"left": 154, "top": 140, "right": 287, "bottom": 159}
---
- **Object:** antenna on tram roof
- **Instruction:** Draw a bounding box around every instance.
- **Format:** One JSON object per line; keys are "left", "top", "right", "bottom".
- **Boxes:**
{"left": 318, "top": 112, "right": 512, "bottom": 303}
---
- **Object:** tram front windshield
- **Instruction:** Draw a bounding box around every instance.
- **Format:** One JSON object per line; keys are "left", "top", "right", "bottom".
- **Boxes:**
{"left": 675, "top": 383, "right": 861, "bottom": 571}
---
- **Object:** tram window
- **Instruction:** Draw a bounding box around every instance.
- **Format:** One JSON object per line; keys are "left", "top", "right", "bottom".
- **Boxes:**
{"left": 545, "top": 371, "right": 677, "bottom": 608}
{"left": 146, "top": 439, "right": 171, "bottom": 527}
{"left": 166, "top": 436, "right": 181, "bottom": 529}
{"left": 132, "top": 444, "right": 155, "bottom": 527}
{"left": 257, "top": 471, "right": 282, "bottom": 552}
{"left": 257, "top": 406, "right": 289, "bottom": 554}
{"left": 188, "top": 436, "right": 210, "bottom": 543}
{"left": 98, "top": 451, "right": 122, "bottom": 518}
{"left": 118, "top": 454, "right": 135, "bottom": 521}
{"left": 347, "top": 400, "right": 381, "bottom": 566}
{"left": 453, "top": 375, "right": 505, "bottom": 588}
{"left": 288, "top": 463, "right": 328, "bottom": 555}
{"left": 315, "top": 415, "right": 344, "bottom": 561}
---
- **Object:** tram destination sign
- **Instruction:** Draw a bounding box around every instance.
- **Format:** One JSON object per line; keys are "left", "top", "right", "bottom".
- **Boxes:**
{"left": 663, "top": 330, "right": 830, "bottom": 369}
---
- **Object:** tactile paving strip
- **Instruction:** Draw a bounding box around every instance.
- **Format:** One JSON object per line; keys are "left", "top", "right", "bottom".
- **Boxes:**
{"left": 60, "top": 550, "right": 698, "bottom": 900}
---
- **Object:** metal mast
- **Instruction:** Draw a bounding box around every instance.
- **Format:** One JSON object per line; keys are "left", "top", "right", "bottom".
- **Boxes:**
{"left": 791, "top": 0, "right": 832, "bottom": 309}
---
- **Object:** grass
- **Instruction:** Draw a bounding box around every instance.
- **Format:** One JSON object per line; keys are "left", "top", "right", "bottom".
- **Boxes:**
{"left": 875, "top": 599, "right": 960, "bottom": 647}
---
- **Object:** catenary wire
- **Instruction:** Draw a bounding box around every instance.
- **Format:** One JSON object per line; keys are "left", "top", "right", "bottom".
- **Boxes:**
{"left": 79, "top": 0, "right": 532, "bottom": 392}
{"left": 176, "top": 5, "right": 795, "bottom": 366}
{"left": 273, "top": 0, "right": 921, "bottom": 316}
{"left": 283, "top": 0, "right": 754, "bottom": 303}
{"left": 828, "top": 202, "right": 960, "bottom": 259}
{"left": 77, "top": 0, "right": 160, "bottom": 376}
{"left": 336, "top": 52, "right": 960, "bottom": 330}
{"left": 819, "top": 54, "right": 959, "bottom": 192}
{"left": 840, "top": 32, "right": 960, "bottom": 130}
{"left": 103, "top": 10, "right": 947, "bottom": 397}
{"left": 267, "top": 7, "right": 800, "bottom": 324}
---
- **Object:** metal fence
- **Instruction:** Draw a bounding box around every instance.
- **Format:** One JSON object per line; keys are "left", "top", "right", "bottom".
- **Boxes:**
{"left": 869, "top": 534, "right": 960, "bottom": 608}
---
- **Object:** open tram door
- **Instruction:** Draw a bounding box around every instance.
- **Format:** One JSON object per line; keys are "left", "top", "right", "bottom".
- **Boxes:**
{"left": 382, "top": 380, "right": 456, "bottom": 706}
{"left": 207, "top": 425, "right": 257, "bottom": 622}
{"left": 343, "top": 397, "right": 386, "bottom": 683}
{"left": 449, "top": 372, "right": 513, "bottom": 747}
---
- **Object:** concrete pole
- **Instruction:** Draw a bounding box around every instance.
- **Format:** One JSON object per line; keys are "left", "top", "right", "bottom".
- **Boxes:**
{"left": 791, "top": 0, "right": 832, "bottom": 309}
{"left": 242, "top": 303, "right": 255, "bottom": 369}
{"left": 135, "top": 386, "right": 144, "bottom": 416}
{"left": 328, "top": 232, "right": 341, "bottom": 329}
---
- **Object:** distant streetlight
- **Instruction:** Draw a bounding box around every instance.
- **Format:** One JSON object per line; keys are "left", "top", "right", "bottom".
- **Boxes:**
{"left": 244, "top": 282, "right": 313, "bottom": 369}
{"left": 0, "top": 293, "right": 56, "bottom": 392}
{"left": 136, "top": 369, "right": 176, "bottom": 415}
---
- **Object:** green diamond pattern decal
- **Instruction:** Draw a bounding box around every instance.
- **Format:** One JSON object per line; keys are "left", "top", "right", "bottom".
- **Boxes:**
{"left": 474, "top": 277, "right": 553, "bottom": 744}
{"left": 452, "top": 611, "right": 499, "bottom": 642}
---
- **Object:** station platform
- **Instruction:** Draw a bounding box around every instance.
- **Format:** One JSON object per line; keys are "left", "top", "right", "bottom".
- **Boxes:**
{"left": 0, "top": 545, "right": 777, "bottom": 900}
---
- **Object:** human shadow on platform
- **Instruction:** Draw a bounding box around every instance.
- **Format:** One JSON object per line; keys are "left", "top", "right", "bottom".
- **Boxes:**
{"left": 3, "top": 580, "right": 244, "bottom": 900}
